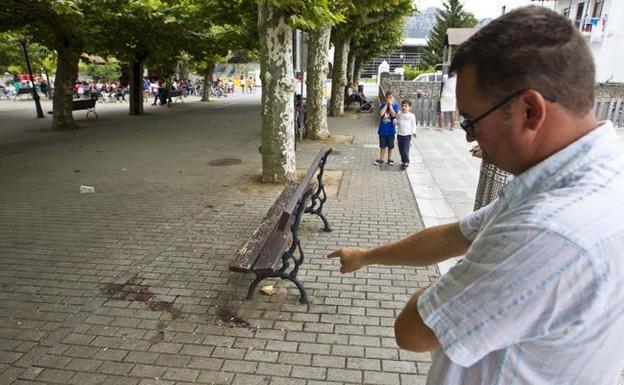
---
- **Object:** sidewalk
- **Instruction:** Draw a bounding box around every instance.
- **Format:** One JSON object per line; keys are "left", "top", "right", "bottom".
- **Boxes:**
{"left": 2, "top": 94, "right": 622, "bottom": 385}
{"left": 0, "top": 96, "right": 434, "bottom": 385}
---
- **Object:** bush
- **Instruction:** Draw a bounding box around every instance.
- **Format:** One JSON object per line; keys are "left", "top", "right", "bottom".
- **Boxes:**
{"left": 403, "top": 64, "right": 437, "bottom": 81}
{"left": 85, "top": 62, "right": 121, "bottom": 83}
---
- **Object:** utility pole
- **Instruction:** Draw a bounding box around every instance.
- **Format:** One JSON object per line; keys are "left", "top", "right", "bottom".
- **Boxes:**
{"left": 19, "top": 39, "right": 44, "bottom": 119}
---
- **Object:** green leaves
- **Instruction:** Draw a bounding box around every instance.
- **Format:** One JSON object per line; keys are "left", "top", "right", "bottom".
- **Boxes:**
{"left": 267, "top": 0, "right": 343, "bottom": 29}
{"left": 421, "top": 0, "right": 477, "bottom": 68}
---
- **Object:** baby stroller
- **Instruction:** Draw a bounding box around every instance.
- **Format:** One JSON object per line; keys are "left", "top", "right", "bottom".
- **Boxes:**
{"left": 354, "top": 85, "right": 373, "bottom": 113}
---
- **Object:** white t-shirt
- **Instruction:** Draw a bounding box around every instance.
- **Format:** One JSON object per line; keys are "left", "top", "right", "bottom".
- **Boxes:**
{"left": 441, "top": 74, "right": 456, "bottom": 99}
{"left": 395, "top": 112, "right": 416, "bottom": 136}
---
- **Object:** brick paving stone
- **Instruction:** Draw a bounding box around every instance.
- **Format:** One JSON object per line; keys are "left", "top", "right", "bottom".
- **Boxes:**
{"left": 68, "top": 372, "right": 108, "bottom": 385}
{"left": 401, "top": 373, "right": 429, "bottom": 385}
{"left": 347, "top": 357, "right": 382, "bottom": 371}
{"left": 364, "top": 370, "right": 401, "bottom": 385}
{"left": 222, "top": 359, "right": 258, "bottom": 373}
{"left": 231, "top": 373, "right": 271, "bottom": 385}
{"left": 291, "top": 364, "right": 327, "bottom": 380}
{"left": 124, "top": 351, "right": 160, "bottom": 364}
{"left": 162, "top": 367, "right": 200, "bottom": 382}
{"left": 256, "top": 362, "right": 292, "bottom": 377}
{"left": 0, "top": 98, "right": 434, "bottom": 385}
{"left": 326, "top": 367, "right": 362, "bottom": 383}
{"left": 129, "top": 364, "right": 167, "bottom": 378}
{"left": 66, "top": 358, "right": 103, "bottom": 372}
{"left": 268, "top": 377, "right": 305, "bottom": 385}
{"left": 98, "top": 361, "right": 135, "bottom": 375}
{"left": 35, "top": 368, "right": 76, "bottom": 383}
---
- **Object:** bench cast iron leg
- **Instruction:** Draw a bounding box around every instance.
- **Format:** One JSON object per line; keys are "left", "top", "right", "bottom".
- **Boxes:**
{"left": 246, "top": 272, "right": 264, "bottom": 300}
{"left": 279, "top": 273, "right": 309, "bottom": 304}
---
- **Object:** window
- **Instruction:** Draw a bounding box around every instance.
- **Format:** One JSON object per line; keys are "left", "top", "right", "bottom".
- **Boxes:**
{"left": 592, "top": 1, "right": 603, "bottom": 18}
{"left": 574, "top": 2, "right": 585, "bottom": 29}
{"left": 563, "top": 7, "right": 570, "bottom": 19}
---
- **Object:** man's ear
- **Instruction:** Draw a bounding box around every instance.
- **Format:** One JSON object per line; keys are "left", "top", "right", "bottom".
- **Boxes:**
{"left": 519, "top": 90, "right": 547, "bottom": 133}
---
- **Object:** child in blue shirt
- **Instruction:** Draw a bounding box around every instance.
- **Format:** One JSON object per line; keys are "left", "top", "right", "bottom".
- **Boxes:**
{"left": 375, "top": 90, "right": 399, "bottom": 165}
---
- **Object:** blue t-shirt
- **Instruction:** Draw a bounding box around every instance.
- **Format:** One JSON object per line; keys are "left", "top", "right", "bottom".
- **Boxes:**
{"left": 378, "top": 102, "right": 399, "bottom": 136}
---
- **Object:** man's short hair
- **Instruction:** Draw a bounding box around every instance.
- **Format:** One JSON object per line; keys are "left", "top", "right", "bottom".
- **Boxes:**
{"left": 384, "top": 90, "right": 395, "bottom": 98}
{"left": 450, "top": 6, "right": 595, "bottom": 116}
{"left": 401, "top": 99, "right": 412, "bottom": 106}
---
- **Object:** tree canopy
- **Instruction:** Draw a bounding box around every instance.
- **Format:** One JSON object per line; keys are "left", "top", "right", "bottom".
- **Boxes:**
{"left": 421, "top": 0, "right": 477, "bottom": 68}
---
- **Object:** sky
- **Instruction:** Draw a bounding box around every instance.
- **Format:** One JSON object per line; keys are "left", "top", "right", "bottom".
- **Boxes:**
{"left": 415, "top": 0, "right": 501, "bottom": 20}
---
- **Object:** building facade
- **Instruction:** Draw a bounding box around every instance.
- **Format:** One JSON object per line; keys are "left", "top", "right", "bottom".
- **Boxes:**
{"left": 497, "top": 0, "right": 624, "bottom": 82}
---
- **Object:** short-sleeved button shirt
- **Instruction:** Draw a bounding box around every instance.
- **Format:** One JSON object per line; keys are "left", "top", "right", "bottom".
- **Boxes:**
{"left": 378, "top": 102, "right": 399, "bottom": 136}
{"left": 418, "top": 121, "right": 624, "bottom": 385}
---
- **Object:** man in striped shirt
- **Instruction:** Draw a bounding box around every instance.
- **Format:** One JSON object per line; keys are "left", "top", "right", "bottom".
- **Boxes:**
{"left": 329, "top": 6, "right": 624, "bottom": 385}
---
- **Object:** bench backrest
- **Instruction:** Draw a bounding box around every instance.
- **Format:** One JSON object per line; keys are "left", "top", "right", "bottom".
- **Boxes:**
{"left": 72, "top": 99, "right": 96, "bottom": 110}
{"left": 17, "top": 88, "right": 33, "bottom": 94}
{"left": 229, "top": 148, "right": 332, "bottom": 273}
{"left": 277, "top": 148, "right": 332, "bottom": 231}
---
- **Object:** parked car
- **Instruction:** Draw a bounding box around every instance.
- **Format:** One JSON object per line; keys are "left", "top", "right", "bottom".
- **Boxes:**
{"left": 412, "top": 72, "right": 443, "bottom": 82}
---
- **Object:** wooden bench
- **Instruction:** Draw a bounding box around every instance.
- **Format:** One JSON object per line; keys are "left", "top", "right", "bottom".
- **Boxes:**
{"left": 167, "top": 89, "right": 184, "bottom": 107}
{"left": 72, "top": 98, "right": 98, "bottom": 119}
{"left": 229, "top": 148, "right": 333, "bottom": 303}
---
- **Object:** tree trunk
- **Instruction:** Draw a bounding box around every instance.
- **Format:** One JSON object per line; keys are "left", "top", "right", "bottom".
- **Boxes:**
{"left": 346, "top": 48, "right": 355, "bottom": 86}
{"left": 329, "top": 32, "right": 351, "bottom": 117}
{"left": 201, "top": 64, "right": 214, "bottom": 102}
{"left": 43, "top": 69, "right": 52, "bottom": 98}
{"left": 353, "top": 55, "right": 363, "bottom": 85}
{"left": 52, "top": 45, "right": 80, "bottom": 130}
{"left": 304, "top": 28, "right": 331, "bottom": 140}
{"left": 258, "top": 1, "right": 296, "bottom": 183}
{"left": 128, "top": 59, "right": 144, "bottom": 115}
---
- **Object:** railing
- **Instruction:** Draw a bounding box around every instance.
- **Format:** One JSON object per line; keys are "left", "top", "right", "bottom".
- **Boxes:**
{"left": 594, "top": 98, "right": 623, "bottom": 128}
{"left": 380, "top": 86, "right": 623, "bottom": 129}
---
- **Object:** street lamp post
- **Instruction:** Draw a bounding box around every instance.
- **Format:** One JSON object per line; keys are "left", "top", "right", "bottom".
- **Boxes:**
{"left": 19, "top": 39, "right": 44, "bottom": 119}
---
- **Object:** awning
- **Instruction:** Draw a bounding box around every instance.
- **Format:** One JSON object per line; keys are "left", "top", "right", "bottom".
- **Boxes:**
{"left": 445, "top": 28, "right": 480, "bottom": 46}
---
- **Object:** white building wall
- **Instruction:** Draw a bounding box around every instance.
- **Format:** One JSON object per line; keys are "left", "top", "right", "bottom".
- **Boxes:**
{"left": 554, "top": 0, "right": 623, "bottom": 82}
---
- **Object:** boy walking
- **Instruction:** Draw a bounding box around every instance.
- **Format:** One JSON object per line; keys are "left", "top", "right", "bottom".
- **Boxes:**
{"left": 396, "top": 99, "right": 417, "bottom": 169}
{"left": 375, "top": 90, "right": 399, "bottom": 166}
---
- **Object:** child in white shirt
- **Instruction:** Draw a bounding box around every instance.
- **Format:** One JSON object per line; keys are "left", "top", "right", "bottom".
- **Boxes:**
{"left": 395, "top": 99, "right": 417, "bottom": 169}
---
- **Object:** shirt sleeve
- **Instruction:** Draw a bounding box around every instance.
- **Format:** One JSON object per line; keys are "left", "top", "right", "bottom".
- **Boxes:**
{"left": 410, "top": 114, "right": 417, "bottom": 134}
{"left": 458, "top": 200, "right": 497, "bottom": 241}
{"left": 417, "top": 224, "right": 598, "bottom": 367}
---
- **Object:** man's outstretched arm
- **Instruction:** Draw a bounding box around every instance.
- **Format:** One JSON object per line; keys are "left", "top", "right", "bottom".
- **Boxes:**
{"left": 327, "top": 222, "right": 470, "bottom": 273}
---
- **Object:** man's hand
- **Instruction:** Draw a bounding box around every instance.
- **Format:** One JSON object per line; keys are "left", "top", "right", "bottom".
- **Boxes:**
{"left": 327, "top": 248, "right": 368, "bottom": 273}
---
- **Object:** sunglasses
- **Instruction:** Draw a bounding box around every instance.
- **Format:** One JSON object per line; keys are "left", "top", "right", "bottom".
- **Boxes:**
{"left": 459, "top": 89, "right": 557, "bottom": 137}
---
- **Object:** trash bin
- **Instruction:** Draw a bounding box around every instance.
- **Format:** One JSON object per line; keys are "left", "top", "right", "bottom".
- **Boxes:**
{"left": 474, "top": 161, "right": 510, "bottom": 211}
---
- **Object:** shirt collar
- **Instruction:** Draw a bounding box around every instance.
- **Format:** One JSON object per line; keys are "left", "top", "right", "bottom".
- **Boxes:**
{"left": 499, "top": 121, "right": 618, "bottom": 203}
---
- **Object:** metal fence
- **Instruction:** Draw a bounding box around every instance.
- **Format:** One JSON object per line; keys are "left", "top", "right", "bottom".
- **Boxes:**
{"left": 407, "top": 96, "right": 624, "bottom": 128}
{"left": 595, "top": 98, "right": 624, "bottom": 127}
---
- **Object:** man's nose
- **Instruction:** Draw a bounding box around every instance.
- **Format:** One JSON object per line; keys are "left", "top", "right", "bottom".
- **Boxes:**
{"left": 465, "top": 131, "right": 477, "bottom": 142}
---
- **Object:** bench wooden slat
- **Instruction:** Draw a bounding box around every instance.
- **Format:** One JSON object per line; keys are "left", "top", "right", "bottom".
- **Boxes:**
{"left": 252, "top": 228, "right": 292, "bottom": 276}
{"left": 229, "top": 182, "right": 298, "bottom": 273}
{"left": 254, "top": 184, "right": 314, "bottom": 275}
{"left": 278, "top": 149, "right": 327, "bottom": 231}
{"left": 72, "top": 99, "right": 96, "bottom": 110}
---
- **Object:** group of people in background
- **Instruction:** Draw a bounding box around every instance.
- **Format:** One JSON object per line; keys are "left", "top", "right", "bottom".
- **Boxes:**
{"left": 218, "top": 75, "right": 256, "bottom": 95}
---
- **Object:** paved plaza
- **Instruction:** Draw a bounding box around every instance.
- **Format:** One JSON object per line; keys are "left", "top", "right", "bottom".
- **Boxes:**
{"left": 1, "top": 94, "right": 623, "bottom": 385}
